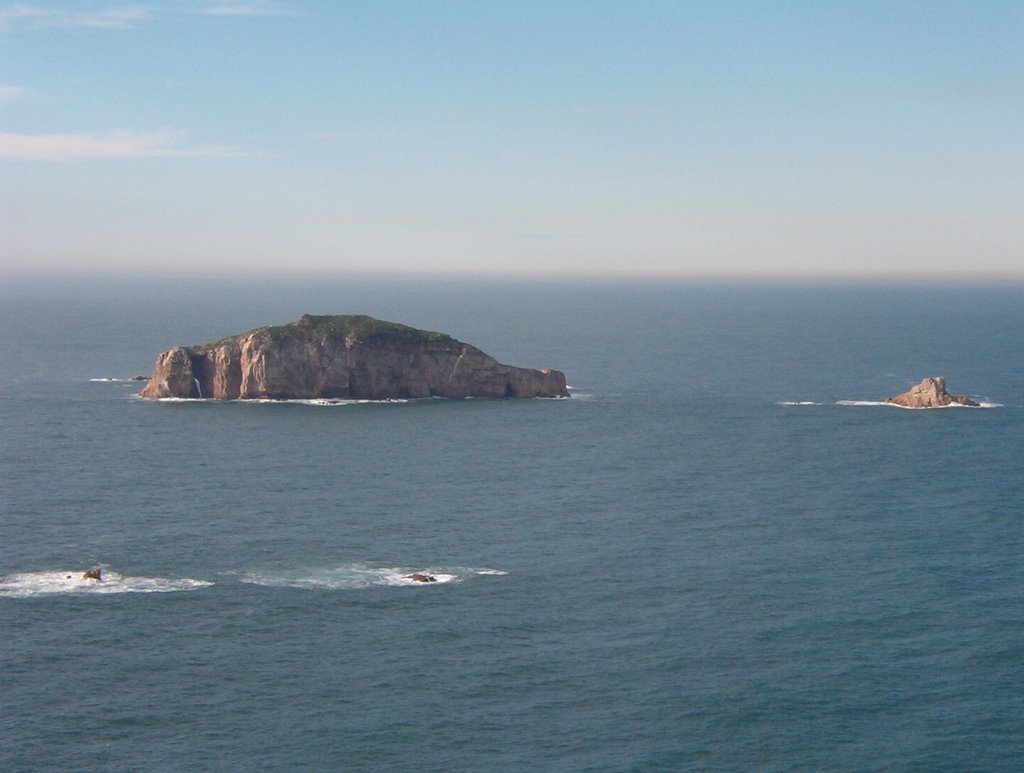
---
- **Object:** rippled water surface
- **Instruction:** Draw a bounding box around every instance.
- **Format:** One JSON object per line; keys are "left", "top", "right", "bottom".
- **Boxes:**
{"left": 2, "top": 279, "right": 1022, "bottom": 771}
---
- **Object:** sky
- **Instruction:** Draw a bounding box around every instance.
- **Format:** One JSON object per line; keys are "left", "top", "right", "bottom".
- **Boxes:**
{"left": 1, "top": 0, "right": 1022, "bottom": 280}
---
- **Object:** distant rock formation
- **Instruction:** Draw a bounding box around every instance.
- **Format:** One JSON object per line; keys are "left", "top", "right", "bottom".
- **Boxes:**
{"left": 406, "top": 574, "right": 438, "bottom": 583}
{"left": 82, "top": 568, "right": 102, "bottom": 581}
{"left": 139, "top": 314, "right": 569, "bottom": 400}
{"left": 886, "top": 377, "right": 979, "bottom": 408}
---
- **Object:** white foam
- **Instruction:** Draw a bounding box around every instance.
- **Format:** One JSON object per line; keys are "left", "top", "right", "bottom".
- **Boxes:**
{"left": 837, "top": 399, "right": 998, "bottom": 409}
{"left": 887, "top": 402, "right": 992, "bottom": 410}
{"left": 778, "top": 401, "right": 821, "bottom": 406}
{"left": 376, "top": 569, "right": 458, "bottom": 586}
{"left": 145, "top": 393, "right": 566, "bottom": 406}
{"left": 90, "top": 377, "right": 133, "bottom": 382}
{"left": 237, "top": 563, "right": 506, "bottom": 590}
{"left": 278, "top": 398, "right": 409, "bottom": 407}
{"left": 0, "top": 569, "right": 213, "bottom": 598}
{"left": 153, "top": 397, "right": 409, "bottom": 406}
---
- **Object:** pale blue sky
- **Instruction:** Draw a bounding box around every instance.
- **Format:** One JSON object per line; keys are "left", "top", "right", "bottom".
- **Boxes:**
{"left": 2, "top": 1, "right": 1022, "bottom": 279}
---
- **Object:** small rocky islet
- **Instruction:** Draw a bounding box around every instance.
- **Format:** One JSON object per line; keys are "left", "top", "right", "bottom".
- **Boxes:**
{"left": 886, "top": 377, "right": 979, "bottom": 408}
{"left": 139, "top": 314, "right": 569, "bottom": 401}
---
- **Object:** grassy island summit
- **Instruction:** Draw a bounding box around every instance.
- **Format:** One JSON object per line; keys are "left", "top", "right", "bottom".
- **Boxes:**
{"left": 138, "top": 314, "right": 569, "bottom": 400}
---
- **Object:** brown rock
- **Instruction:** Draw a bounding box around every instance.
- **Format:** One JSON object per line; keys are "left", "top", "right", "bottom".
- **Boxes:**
{"left": 406, "top": 573, "right": 438, "bottom": 583}
{"left": 886, "top": 377, "right": 979, "bottom": 408}
{"left": 139, "top": 314, "right": 569, "bottom": 400}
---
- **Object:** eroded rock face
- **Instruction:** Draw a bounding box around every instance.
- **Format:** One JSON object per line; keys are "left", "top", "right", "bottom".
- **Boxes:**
{"left": 139, "top": 314, "right": 569, "bottom": 400}
{"left": 886, "top": 377, "right": 979, "bottom": 408}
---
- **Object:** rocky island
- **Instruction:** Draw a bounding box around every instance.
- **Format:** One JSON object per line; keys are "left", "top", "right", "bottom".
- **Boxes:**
{"left": 886, "top": 377, "right": 979, "bottom": 408}
{"left": 138, "top": 314, "right": 569, "bottom": 401}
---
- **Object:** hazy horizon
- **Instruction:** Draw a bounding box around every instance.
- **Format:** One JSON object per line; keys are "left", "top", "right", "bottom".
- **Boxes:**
{"left": 6, "top": 269, "right": 1024, "bottom": 293}
{"left": 3, "top": 1, "right": 1022, "bottom": 281}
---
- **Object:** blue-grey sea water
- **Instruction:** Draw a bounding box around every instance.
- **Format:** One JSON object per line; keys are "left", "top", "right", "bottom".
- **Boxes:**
{"left": 1, "top": 279, "right": 1022, "bottom": 772}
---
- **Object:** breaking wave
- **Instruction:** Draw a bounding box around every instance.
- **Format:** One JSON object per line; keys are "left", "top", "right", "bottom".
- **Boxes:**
{"left": 243, "top": 398, "right": 410, "bottom": 407}
{"left": 151, "top": 397, "right": 410, "bottom": 406}
{"left": 778, "top": 399, "right": 1002, "bottom": 409}
{"left": 565, "top": 388, "right": 594, "bottom": 399}
{"left": 236, "top": 563, "right": 506, "bottom": 590}
{"left": 836, "top": 400, "right": 1000, "bottom": 409}
{"left": 0, "top": 569, "right": 213, "bottom": 598}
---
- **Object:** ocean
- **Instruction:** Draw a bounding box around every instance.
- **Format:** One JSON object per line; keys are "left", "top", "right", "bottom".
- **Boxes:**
{"left": 1, "top": 278, "right": 1022, "bottom": 771}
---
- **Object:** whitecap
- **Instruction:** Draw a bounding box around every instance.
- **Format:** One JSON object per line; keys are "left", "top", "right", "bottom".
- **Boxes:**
{"left": 837, "top": 399, "right": 997, "bottom": 409}
{"left": 376, "top": 568, "right": 458, "bottom": 586}
{"left": 284, "top": 398, "right": 409, "bottom": 407}
{"left": 0, "top": 569, "right": 213, "bottom": 598}
{"left": 236, "top": 563, "right": 506, "bottom": 590}
{"left": 886, "top": 402, "right": 991, "bottom": 410}
{"left": 90, "top": 377, "right": 133, "bottom": 383}
{"left": 238, "top": 566, "right": 456, "bottom": 589}
{"left": 151, "top": 397, "right": 409, "bottom": 406}
{"left": 778, "top": 401, "right": 821, "bottom": 406}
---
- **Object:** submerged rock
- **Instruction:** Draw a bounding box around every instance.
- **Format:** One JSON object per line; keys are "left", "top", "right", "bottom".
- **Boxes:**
{"left": 886, "top": 377, "right": 979, "bottom": 408}
{"left": 139, "top": 314, "right": 569, "bottom": 400}
{"left": 406, "top": 574, "right": 438, "bottom": 583}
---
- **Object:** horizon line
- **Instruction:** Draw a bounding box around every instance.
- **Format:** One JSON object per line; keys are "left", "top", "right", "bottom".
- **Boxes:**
{"left": 3, "top": 268, "right": 1024, "bottom": 286}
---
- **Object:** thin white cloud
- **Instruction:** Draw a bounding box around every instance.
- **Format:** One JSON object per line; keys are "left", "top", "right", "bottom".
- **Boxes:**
{"left": 0, "top": 4, "right": 149, "bottom": 32}
{"left": 199, "top": 2, "right": 292, "bottom": 16}
{"left": 0, "top": 84, "right": 27, "bottom": 101}
{"left": 0, "top": 130, "right": 238, "bottom": 160}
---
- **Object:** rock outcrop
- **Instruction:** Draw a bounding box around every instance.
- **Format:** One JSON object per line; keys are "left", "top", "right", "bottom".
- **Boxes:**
{"left": 886, "top": 377, "right": 979, "bottom": 408}
{"left": 139, "top": 314, "right": 569, "bottom": 400}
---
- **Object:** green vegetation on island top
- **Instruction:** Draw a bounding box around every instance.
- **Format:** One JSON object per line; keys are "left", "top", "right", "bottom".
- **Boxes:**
{"left": 188, "top": 314, "right": 454, "bottom": 352}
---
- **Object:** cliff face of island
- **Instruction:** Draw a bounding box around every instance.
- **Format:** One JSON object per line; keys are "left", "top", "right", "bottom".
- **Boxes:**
{"left": 138, "top": 314, "right": 569, "bottom": 400}
{"left": 886, "top": 377, "right": 979, "bottom": 408}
